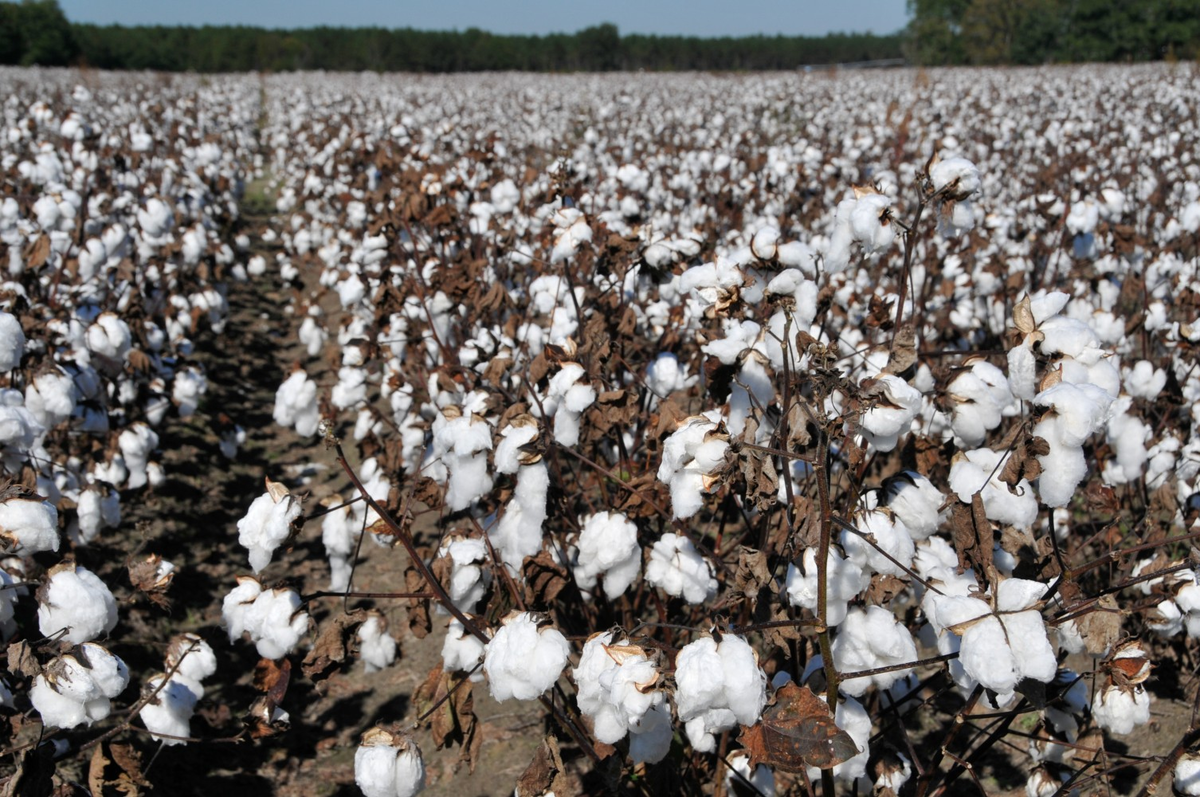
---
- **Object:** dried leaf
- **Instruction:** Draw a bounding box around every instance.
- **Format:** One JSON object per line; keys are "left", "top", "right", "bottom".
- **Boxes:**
{"left": 516, "top": 736, "right": 570, "bottom": 797}
{"left": 405, "top": 566, "right": 432, "bottom": 639}
{"left": 733, "top": 547, "right": 772, "bottom": 607}
{"left": 883, "top": 323, "right": 917, "bottom": 375}
{"left": 949, "top": 493, "right": 993, "bottom": 583}
{"left": 127, "top": 554, "right": 173, "bottom": 609}
{"left": 1074, "top": 595, "right": 1121, "bottom": 656}
{"left": 253, "top": 657, "right": 291, "bottom": 707}
{"left": 740, "top": 682, "right": 859, "bottom": 773}
{"left": 301, "top": 611, "right": 364, "bottom": 683}
{"left": 523, "top": 550, "right": 569, "bottom": 607}
{"left": 87, "top": 746, "right": 109, "bottom": 797}
{"left": 6, "top": 641, "right": 40, "bottom": 679}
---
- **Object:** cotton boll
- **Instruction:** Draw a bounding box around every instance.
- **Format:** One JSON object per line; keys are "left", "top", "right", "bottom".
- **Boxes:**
{"left": 1124, "top": 360, "right": 1167, "bottom": 401}
{"left": 489, "top": 418, "right": 548, "bottom": 568}
{"left": 32, "top": 644, "right": 129, "bottom": 729}
{"left": 573, "top": 632, "right": 661, "bottom": 744}
{"left": 645, "top": 533, "right": 717, "bottom": 604}
{"left": 139, "top": 673, "right": 200, "bottom": 744}
{"left": 725, "top": 752, "right": 776, "bottom": 797}
{"left": 244, "top": 585, "right": 309, "bottom": 660}
{"left": 274, "top": 369, "right": 321, "bottom": 436}
{"left": 37, "top": 563, "right": 118, "bottom": 644}
{"left": 857, "top": 375, "right": 921, "bottom": 452}
{"left": 483, "top": 612, "right": 570, "bottom": 702}
{"left": 1174, "top": 754, "right": 1200, "bottom": 796}
{"left": 541, "top": 363, "right": 595, "bottom": 446}
{"left": 0, "top": 312, "right": 24, "bottom": 371}
{"left": 881, "top": 471, "right": 946, "bottom": 541}
{"left": 804, "top": 694, "right": 870, "bottom": 783}
{"left": 172, "top": 366, "right": 207, "bottom": 417}
{"left": 355, "top": 727, "right": 426, "bottom": 797}
{"left": 442, "top": 619, "right": 486, "bottom": 680}
{"left": 785, "top": 547, "right": 868, "bottom": 627}
{"left": 25, "top": 368, "right": 76, "bottom": 429}
{"left": 946, "top": 360, "right": 1013, "bottom": 447}
{"left": 359, "top": 612, "right": 397, "bottom": 673}
{"left": 165, "top": 633, "right": 217, "bottom": 683}
{"left": 119, "top": 422, "right": 159, "bottom": 490}
{"left": 674, "top": 634, "right": 767, "bottom": 752}
{"left": 85, "top": 312, "right": 132, "bottom": 361}
{"left": 571, "top": 511, "right": 641, "bottom": 600}
{"left": 628, "top": 700, "right": 673, "bottom": 764}
{"left": 429, "top": 408, "right": 493, "bottom": 512}
{"left": 1092, "top": 683, "right": 1151, "bottom": 735}
{"left": 948, "top": 448, "right": 1038, "bottom": 529}
{"left": 832, "top": 606, "right": 918, "bottom": 696}
{"left": 237, "top": 479, "right": 303, "bottom": 573}
{"left": 0, "top": 495, "right": 59, "bottom": 554}
{"left": 436, "top": 535, "right": 491, "bottom": 614}
{"left": 656, "top": 414, "right": 729, "bottom": 519}
{"left": 222, "top": 578, "right": 260, "bottom": 651}
{"left": 841, "top": 507, "right": 914, "bottom": 578}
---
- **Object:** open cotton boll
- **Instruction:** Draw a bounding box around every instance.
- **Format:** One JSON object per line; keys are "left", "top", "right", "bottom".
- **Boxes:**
{"left": 139, "top": 673, "right": 201, "bottom": 744}
{"left": 119, "top": 422, "right": 159, "bottom": 490}
{"left": 331, "top": 365, "right": 368, "bottom": 410}
{"left": 355, "top": 727, "right": 426, "bottom": 797}
{"left": 436, "top": 535, "right": 491, "bottom": 614}
{"left": 273, "top": 369, "right": 321, "bottom": 436}
{"left": 930, "top": 157, "right": 982, "bottom": 197}
{"left": 442, "top": 619, "right": 486, "bottom": 680}
{"left": 571, "top": 511, "right": 641, "bottom": 600}
{"left": 0, "top": 312, "right": 24, "bottom": 371}
{"left": 656, "top": 414, "right": 729, "bottom": 519}
{"left": 490, "top": 416, "right": 548, "bottom": 568}
{"left": 0, "top": 494, "right": 59, "bottom": 554}
{"left": 358, "top": 612, "right": 397, "bottom": 673}
{"left": 429, "top": 407, "right": 493, "bottom": 512}
{"left": 628, "top": 700, "right": 673, "bottom": 764}
{"left": 645, "top": 533, "right": 717, "bottom": 604}
{"left": 785, "top": 547, "right": 868, "bottom": 627}
{"left": 550, "top": 207, "right": 593, "bottom": 263}
{"left": 856, "top": 375, "right": 921, "bottom": 452}
{"left": 37, "top": 562, "right": 117, "bottom": 644}
{"left": 85, "top": 312, "right": 132, "bottom": 361}
{"left": 243, "top": 585, "right": 310, "bottom": 660}
{"left": 946, "top": 360, "right": 1013, "bottom": 447}
{"left": 948, "top": 448, "right": 1038, "bottom": 529}
{"left": 676, "top": 633, "right": 768, "bottom": 753}
{"left": 832, "top": 606, "right": 918, "bottom": 696}
{"left": 72, "top": 485, "right": 120, "bottom": 545}
{"left": 1175, "top": 754, "right": 1200, "bottom": 796}
{"left": 165, "top": 633, "right": 217, "bottom": 683}
{"left": 172, "top": 366, "right": 207, "bottom": 417}
{"left": 237, "top": 479, "right": 302, "bottom": 573}
{"left": 25, "top": 368, "right": 76, "bottom": 429}
{"left": 841, "top": 507, "right": 914, "bottom": 578}
{"left": 483, "top": 612, "right": 570, "bottom": 702}
{"left": 1124, "top": 360, "right": 1167, "bottom": 401}
{"left": 881, "top": 471, "right": 946, "bottom": 540}
{"left": 1093, "top": 682, "right": 1151, "bottom": 735}
{"left": 31, "top": 643, "right": 129, "bottom": 729}
{"left": 573, "top": 632, "right": 661, "bottom": 744}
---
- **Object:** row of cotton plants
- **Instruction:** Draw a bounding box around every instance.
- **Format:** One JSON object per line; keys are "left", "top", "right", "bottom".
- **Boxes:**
{"left": 0, "top": 67, "right": 271, "bottom": 781}
{"left": 225, "top": 63, "right": 1200, "bottom": 796}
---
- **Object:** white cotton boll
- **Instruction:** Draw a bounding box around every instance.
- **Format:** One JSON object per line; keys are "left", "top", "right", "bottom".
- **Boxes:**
{"left": 431, "top": 411, "right": 493, "bottom": 513}
{"left": 644, "top": 353, "right": 694, "bottom": 402}
{"left": 0, "top": 496, "right": 59, "bottom": 554}
{"left": 166, "top": 633, "right": 216, "bottom": 683}
{"left": 645, "top": 533, "right": 717, "bottom": 604}
{"left": 832, "top": 606, "right": 918, "bottom": 696}
{"left": 331, "top": 366, "right": 368, "bottom": 410}
{"left": 359, "top": 613, "right": 397, "bottom": 673}
{"left": 119, "top": 422, "right": 159, "bottom": 490}
{"left": 172, "top": 366, "right": 207, "bottom": 417}
{"left": 930, "top": 157, "right": 982, "bottom": 197}
{"left": 573, "top": 633, "right": 661, "bottom": 744}
{"left": 223, "top": 577, "right": 263, "bottom": 642}
{"left": 785, "top": 547, "right": 868, "bottom": 627}
{"left": 483, "top": 612, "right": 570, "bottom": 702}
{"left": 32, "top": 644, "right": 129, "bottom": 729}
{"left": 842, "top": 508, "right": 914, "bottom": 578}
{"left": 241, "top": 585, "right": 309, "bottom": 660}
{"left": 571, "top": 511, "right": 641, "bottom": 600}
{"left": 539, "top": 364, "right": 595, "bottom": 447}
{"left": 337, "top": 273, "right": 366, "bottom": 308}
{"left": 882, "top": 472, "right": 945, "bottom": 541}
{"left": 656, "top": 415, "right": 729, "bottom": 519}
{"left": 628, "top": 700, "right": 673, "bottom": 764}
{"left": 437, "top": 536, "right": 491, "bottom": 613}
{"left": 85, "top": 312, "right": 131, "bottom": 361}
{"left": 139, "top": 673, "right": 199, "bottom": 744}
{"left": 355, "top": 728, "right": 426, "bottom": 797}
{"left": 138, "top": 198, "right": 173, "bottom": 238}
{"left": 442, "top": 619, "right": 486, "bottom": 680}
{"left": 1092, "top": 684, "right": 1151, "bottom": 735}
{"left": 25, "top": 369, "right": 76, "bottom": 429}
{"left": 274, "top": 370, "right": 321, "bottom": 436}
{"left": 857, "top": 375, "right": 921, "bottom": 452}
{"left": 726, "top": 752, "right": 776, "bottom": 797}
{"left": 1124, "top": 360, "right": 1167, "bottom": 401}
{"left": 550, "top": 207, "right": 593, "bottom": 263}
{"left": 947, "top": 361, "right": 1013, "bottom": 447}
{"left": 0, "top": 312, "right": 24, "bottom": 371}
{"left": 37, "top": 564, "right": 118, "bottom": 644}
{"left": 948, "top": 448, "right": 1038, "bottom": 529}
{"left": 1174, "top": 754, "right": 1200, "bottom": 796}
{"left": 237, "top": 481, "right": 302, "bottom": 573}
{"left": 848, "top": 193, "right": 895, "bottom": 253}
{"left": 674, "top": 634, "right": 767, "bottom": 752}
{"left": 1008, "top": 342, "right": 1038, "bottom": 401}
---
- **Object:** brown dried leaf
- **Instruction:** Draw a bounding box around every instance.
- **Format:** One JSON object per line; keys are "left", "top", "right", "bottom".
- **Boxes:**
{"left": 516, "top": 736, "right": 570, "bottom": 797}
{"left": 405, "top": 566, "right": 432, "bottom": 639}
{"left": 883, "top": 323, "right": 917, "bottom": 375}
{"left": 523, "top": 550, "right": 569, "bottom": 607}
{"left": 87, "top": 745, "right": 108, "bottom": 797}
{"left": 6, "top": 641, "right": 40, "bottom": 679}
{"left": 301, "top": 611, "right": 365, "bottom": 683}
{"left": 949, "top": 493, "right": 993, "bottom": 583}
{"left": 25, "top": 235, "right": 51, "bottom": 269}
{"left": 1074, "top": 595, "right": 1121, "bottom": 656}
{"left": 733, "top": 547, "right": 772, "bottom": 607}
{"left": 127, "top": 554, "right": 173, "bottom": 609}
{"left": 740, "top": 682, "right": 859, "bottom": 773}
{"left": 252, "top": 657, "right": 291, "bottom": 706}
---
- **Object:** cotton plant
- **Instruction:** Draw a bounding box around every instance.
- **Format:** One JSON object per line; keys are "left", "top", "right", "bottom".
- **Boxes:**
{"left": 222, "top": 576, "right": 310, "bottom": 660}
{"left": 674, "top": 632, "right": 767, "bottom": 753}
{"left": 656, "top": 413, "right": 729, "bottom": 519}
{"left": 489, "top": 415, "right": 548, "bottom": 569}
{"left": 482, "top": 611, "right": 569, "bottom": 702}
{"left": 573, "top": 632, "right": 662, "bottom": 745}
{"left": 237, "top": 477, "right": 303, "bottom": 573}
{"left": 927, "top": 155, "right": 982, "bottom": 236}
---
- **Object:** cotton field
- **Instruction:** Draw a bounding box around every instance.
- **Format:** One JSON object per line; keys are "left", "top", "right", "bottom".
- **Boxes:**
{"left": 2, "top": 62, "right": 1200, "bottom": 796}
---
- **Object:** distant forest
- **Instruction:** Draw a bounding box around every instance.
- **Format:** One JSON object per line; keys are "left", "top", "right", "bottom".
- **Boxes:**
{"left": 1, "top": 0, "right": 1198, "bottom": 72}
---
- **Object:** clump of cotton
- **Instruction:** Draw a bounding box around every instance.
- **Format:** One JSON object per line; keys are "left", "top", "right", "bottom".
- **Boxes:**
{"left": 1032, "top": 380, "right": 1115, "bottom": 507}
{"left": 674, "top": 633, "right": 767, "bottom": 752}
{"left": 222, "top": 576, "right": 309, "bottom": 660}
{"left": 881, "top": 471, "right": 946, "bottom": 541}
{"left": 358, "top": 612, "right": 398, "bottom": 673}
{"left": 442, "top": 619, "right": 486, "bottom": 680}
{"left": 570, "top": 511, "right": 641, "bottom": 600}
{"left": 355, "top": 727, "right": 426, "bottom": 797}
{"left": 785, "top": 547, "right": 869, "bottom": 627}
{"left": 946, "top": 358, "right": 1013, "bottom": 447}
{"left": 831, "top": 606, "right": 918, "bottom": 696}
{"left": 30, "top": 643, "right": 129, "bottom": 729}
{"left": 37, "top": 562, "right": 118, "bottom": 644}
{"left": 436, "top": 534, "right": 491, "bottom": 614}
{"left": 1091, "top": 642, "right": 1152, "bottom": 735}
{"left": 657, "top": 414, "right": 729, "bottom": 519}
{"left": 541, "top": 363, "right": 595, "bottom": 446}
{"left": 489, "top": 415, "right": 548, "bottom": 569}
{"left": 138, "top": 633, "right": 215, "bottom": 745}
{"left": 645, "top": 533, "right": 717, "bottom": 604}
{"left": 0, "top": 492, "right": 59, "bottom": 554}
{"left": 573, "top": 632, "right": 662, "bottom": 744}
{"left": 949, "top": 448, "right": 1038, "bottom": 529}
{"left": 841, "top": 504, "right": 914, "bottom": 578}
{"left": 928, "top": 156, "right": 981, "bottom": 236}
{"left": 427, "top": 406, "right": 493, "bottom": 513}
{"left": 856, "top": 375, "right": 922, "bottom": 452}
{"left": 824, "top": 189, "right": 895, "bottom": 274}
{"left": 274, "top": 369, "right": 321, "bottom": 436}
{"left": 483, "top": 611, "right": 570, "bottom": 702}
{"left": 237, "top": 478, "right": 303, "bottom": 573}
{"left": 0, "top": 312, "right": 24, "bottom": 371}
{"left": 549, "top": 207, "right": 592, "bottom": 263}
{"left": 172, "top": 365, "right": 207, "bottom": 417}
{"left": 119, "top": 422, "right": 159, "bottom": 490}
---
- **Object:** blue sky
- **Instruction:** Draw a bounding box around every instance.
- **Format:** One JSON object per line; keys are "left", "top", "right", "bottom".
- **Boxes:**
{"left": 58, "top": 1, "right": 911, "bottom": 37}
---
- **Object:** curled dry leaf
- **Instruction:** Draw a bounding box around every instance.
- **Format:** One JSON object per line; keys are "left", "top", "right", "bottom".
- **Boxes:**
{"left": 301, "top": 611, "right": 365, "bottom": 683}
{"left": 739, "top": 682, "right": 859, "bottom": 773}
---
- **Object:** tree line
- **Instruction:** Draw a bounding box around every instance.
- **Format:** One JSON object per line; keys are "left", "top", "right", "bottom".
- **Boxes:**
{"left": 908, "top": 0, "right": 1200, "bottom": 64}
{"left": 2, "top": 0, "right": 1198, "bottom": 72}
